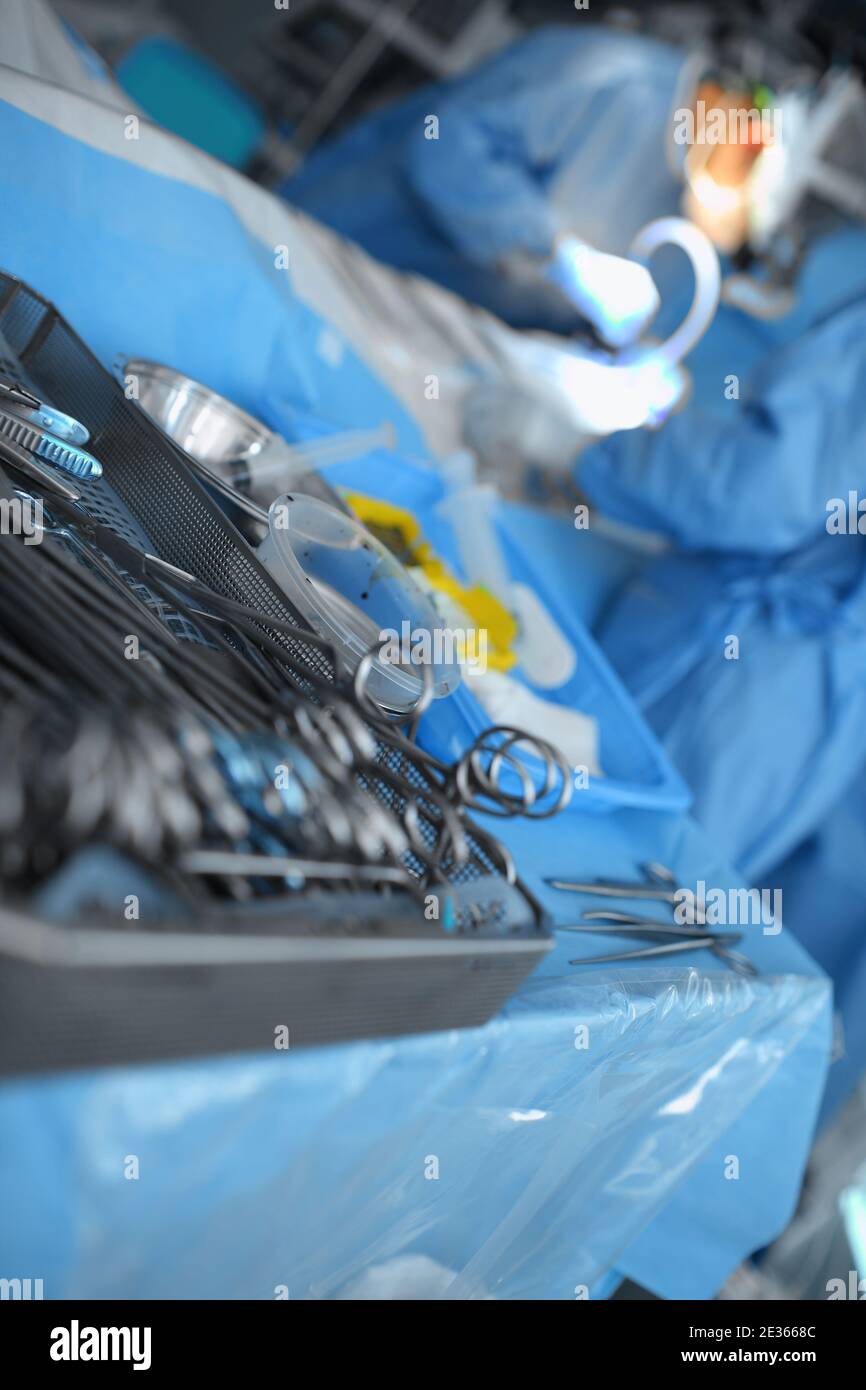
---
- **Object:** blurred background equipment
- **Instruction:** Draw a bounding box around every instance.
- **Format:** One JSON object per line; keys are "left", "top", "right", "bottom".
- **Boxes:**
{"left": 55, "top": 0, "right": 520, "bottom": 175}
{"left": 52, "top": 1, "right": 866, "bottom": 181}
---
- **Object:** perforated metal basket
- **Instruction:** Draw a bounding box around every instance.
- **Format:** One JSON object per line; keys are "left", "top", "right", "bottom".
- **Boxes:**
{"left": 0, "top": 271, "right": 551, "bottom": 1068}
{"left": 0, "top": 270, "right": 521, "bottom": 890}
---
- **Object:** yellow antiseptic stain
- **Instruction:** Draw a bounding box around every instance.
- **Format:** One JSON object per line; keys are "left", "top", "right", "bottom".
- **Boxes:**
{"left": 343, "top": 491, "right": 518, "bottom": 671}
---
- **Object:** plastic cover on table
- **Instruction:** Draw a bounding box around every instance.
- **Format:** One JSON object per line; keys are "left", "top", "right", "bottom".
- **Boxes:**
{"left": 0, "top": 957, "right": 827, "bottom": 1299}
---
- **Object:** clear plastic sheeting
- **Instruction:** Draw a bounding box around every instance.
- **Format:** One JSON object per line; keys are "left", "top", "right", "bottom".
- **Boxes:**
{"left": 0, "top": 960, "right": 827, "bottom": 1300}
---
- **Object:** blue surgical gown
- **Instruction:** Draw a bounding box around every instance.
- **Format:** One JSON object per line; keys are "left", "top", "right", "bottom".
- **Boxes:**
{"left": 583, "top": 221, "right": 866, "bottom": 926}
{"left": 280, "top": 26, "right": 685, "bottom": 330}
{"left": 772, "top": 769, "right": 866, "bottom": 1125}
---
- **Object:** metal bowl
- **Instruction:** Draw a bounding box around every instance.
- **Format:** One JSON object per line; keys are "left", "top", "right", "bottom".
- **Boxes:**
{"left": 121, "top": 360, "right": 272, "bottom": 469}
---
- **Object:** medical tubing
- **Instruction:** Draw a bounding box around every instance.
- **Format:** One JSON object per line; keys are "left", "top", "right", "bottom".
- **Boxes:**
{"left": 628, "top": 216, "right": 721, "bottom": 365}
{"left": 247, "top": 423, "right": 396, "bottom": 484}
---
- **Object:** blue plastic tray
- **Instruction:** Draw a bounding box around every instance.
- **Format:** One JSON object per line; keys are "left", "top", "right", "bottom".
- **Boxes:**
{"left": 260, "top": 408, "right": 691, "bottom": 817}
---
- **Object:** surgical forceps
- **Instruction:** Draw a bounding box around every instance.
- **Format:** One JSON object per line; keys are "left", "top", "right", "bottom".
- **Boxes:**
{"left": 568, "top": 936, "right": 757, "bottom": 975}
{"left": 548, "top": 864, "right": 757, "bottom": 975}
{"left": 0, "top": 432, "right": 83, "bottom": 501}
{"left": 547, "top": 861, "right": 697, "bottom": 910}
{"left": 561, "top": 915, "right": 757, "bottom": 976}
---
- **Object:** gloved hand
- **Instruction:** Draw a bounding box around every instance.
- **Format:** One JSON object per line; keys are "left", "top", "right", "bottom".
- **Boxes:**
{"left": 578, "top": 280, "right": 866, "bottom": 555}
{"left": 544, "top": 235, "right": 660, "bottom": 348}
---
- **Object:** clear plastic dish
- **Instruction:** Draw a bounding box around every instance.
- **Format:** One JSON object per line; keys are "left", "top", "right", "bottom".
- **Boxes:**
{"left": 257, "top": 494, "right": 462, "bottom": 714}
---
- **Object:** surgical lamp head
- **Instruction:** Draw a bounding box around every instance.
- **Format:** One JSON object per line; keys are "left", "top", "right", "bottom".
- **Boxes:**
{"left": 672, "top": 53, "right": 866, "bottom": 257}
